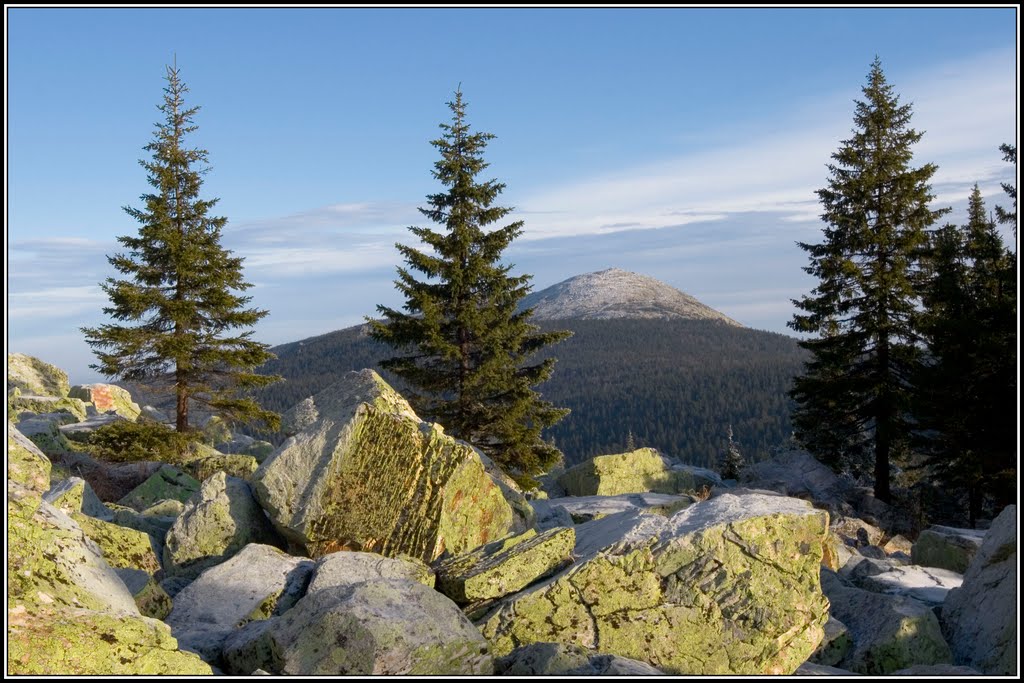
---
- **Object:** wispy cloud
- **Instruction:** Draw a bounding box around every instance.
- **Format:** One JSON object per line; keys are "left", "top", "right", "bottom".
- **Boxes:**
{"left": 513, "top": 48, "right": 1016, "bottom": 241}
{"left": 8, "top": 285, "right": 107, "bottom": 319}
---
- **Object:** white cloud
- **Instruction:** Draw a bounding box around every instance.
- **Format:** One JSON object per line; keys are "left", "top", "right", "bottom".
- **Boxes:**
{"left": 7, "top": 285, "right": 106, "bottom": 319}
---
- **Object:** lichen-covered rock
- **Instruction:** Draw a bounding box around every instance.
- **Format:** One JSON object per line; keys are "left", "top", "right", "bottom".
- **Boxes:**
{"left": 181, "top": 449, "right": 260, "bottom": 482}
{"left": 8, "top": 422, "right": 51, "bottom": 494}
{"left": 557, "top": 447, "right": 718, "bottom": 496}
{"left": 12, "top": 395, "right": 89, "bottom": 422}
{"left": 241, "top": 580, "right": 493, "bottom": 675}
{"left": 252, "top": 369, "right": 516, "bottom": 562}
{"left": 163, "top": 472, "right": 282, "bottom": 579}
{"left": 75, "top": 515, "right": 162, "bottom": 576}
{"left": 479, "top": 491, "right": 831, "bottom": 675}
{"left": 940, "top": 505, "right": 1016, "bottom": 675}
{"left": 741, "top": 449, "right": 853, "bottom": 514}
{"left": 831, "top": 516, "right": 885, "bottom": 548}
{"left": 7, "top": 352, "right": 70, "bottom": 397}
{"left": 69, "top": 383, "right": 142, "bottom": 421}
{"left": 795, "top": 662, "right": 859, "bottom": 675}
{"left": 18, "top": 416, "right": 77, "bottom": 455}
{"left": 533, "top": 492, "right": 691, "bottom": 525}
{"left": 43, "top": 476, "right": 114, "bottom": 520}
{"left": 123, "top": 573, "right": 173, "bottom": 620}
{"left": 118, "top": 464, "right": 201, "bottom": 511}
{"left": 495, "top": 642, "right": 665, "bottom": 675}
{"left": 820, "top": 570, "right": 952, "bottom": 674}
{"left": 7, "top": 478, "right": 209, "bottom": 674}
{"left": 435, "top": 527, "right": 574, "bottom": 603}
{"left": 308, "top": 551, "right": 435, "bottom": 594}
{"left": 8, "top": 607, "right": 212, "bottom": 675}
{"left": 166, "top": 544, "right": 315, "bottom": 664}
{"left": 107, "top": 503, "right": 178, "bottom": 539}
{"left": 912, "top": 525, "right": 985, "bottom": 574}
{"left": 201, "top": 415, "right": 232, "bottom": 445}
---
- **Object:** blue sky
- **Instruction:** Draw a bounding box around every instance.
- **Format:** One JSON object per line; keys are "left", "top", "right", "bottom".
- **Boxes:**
{"left": 6, "top": 7, "right": 1018, "bottom": 384}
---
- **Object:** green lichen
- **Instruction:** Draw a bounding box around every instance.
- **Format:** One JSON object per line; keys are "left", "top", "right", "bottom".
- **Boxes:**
{"left": 436, "top": 527, "right": 575, "bottom": 603}
{"left": 307, "top": 403, "right": 514, "bottom": 562}
{"left": 236, "top": 590, "right": 284, "bottom": 628}
{"left": 7, "top": 607, "right": 212, "bottom": 675}
{"left": 69, "top": 384, "right": 141, "bottom": 421}
{"left": 8, "top": 424, "right": 52, "bottom": 494}
{"left": 182, "top": 450, "right": 259, "bottom": 482}
{"left": 479, "top": 510, "right": 831, "bottom": 675}
{"left": 132, "top": 577, "right": 173, "bottom": 620}
{"left": 73, "top": 514, "right": 161, "bottom": 575}
{"left": 10, "top": 396, "right": 89, "bottom": 422}
{"left": 558, "top": 448, "right": 692, "bottom": 496}
{"left": 118, "top": 465, "right": 201, "bottom": 511}
{"left": 7, "top": 353, "right": 70, "bottom": 398}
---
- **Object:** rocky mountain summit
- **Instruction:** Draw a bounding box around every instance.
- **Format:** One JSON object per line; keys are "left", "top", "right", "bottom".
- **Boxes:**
{"left": 519, "top": 268, "right": 742, "bottom": 325}
{"left": 7, "top": 352, "right": 1016, "bottom": 676}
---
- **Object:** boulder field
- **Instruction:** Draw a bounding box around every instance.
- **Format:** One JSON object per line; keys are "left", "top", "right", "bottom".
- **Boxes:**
{"left": 6, "top": 353, "right": 1018, "bottom": 676}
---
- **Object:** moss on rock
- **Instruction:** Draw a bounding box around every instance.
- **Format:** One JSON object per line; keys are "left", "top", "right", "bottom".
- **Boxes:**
{"left": 118, "top": 465, "right": 201, "bottom": 511}
{"left": 8, "top": 423, "right": 52, "bottom": 494}
{"left": 558, "top": 448, "right": 700, "bottom": 496}
{"left": 69, "top": 383, "right": 141, "bottom": 421}
{"left": 7, "top": 353, "right": 70, "bottom": 397}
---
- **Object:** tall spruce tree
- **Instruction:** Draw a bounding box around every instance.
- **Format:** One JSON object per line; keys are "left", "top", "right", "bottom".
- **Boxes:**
{"left": 82, "top": 63, "right": 280, "bottom": 433}
{"left": 369, "top": 89, "right": 570, "bottom": 485}
{"left": 994, "top": 143, "right": 1016, "bottom": 237}
{"left": 788, "top": 59, "right": 948, "bottom": 503}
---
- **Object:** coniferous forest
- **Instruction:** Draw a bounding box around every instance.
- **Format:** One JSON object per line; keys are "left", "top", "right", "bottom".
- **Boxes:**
{"left": 249, "top": 317, "right": 807, "bottom": 470}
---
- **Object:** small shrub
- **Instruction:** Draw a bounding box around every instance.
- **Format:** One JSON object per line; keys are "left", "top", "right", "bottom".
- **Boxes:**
{"left": 88, "top": 420, "right": 200, "bottom": 464}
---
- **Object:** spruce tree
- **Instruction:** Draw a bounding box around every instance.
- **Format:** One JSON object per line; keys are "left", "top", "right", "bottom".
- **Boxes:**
{"left": 82, "top": 62, "right": 280, "bottom": 433}
{"left": 719, "top": 424, "right": 745, "bottom": 481}
{"left": 916, "top": 186, "right": 1017, "bottom": 524}
{"left": 369, "top": 88, "right": 570, "bottom": 486}
{"left": 994, "top": 143, "right": 1016, "bottom": 237}
{"left": 788, "top": 59, "right": 948, "bottom": 503}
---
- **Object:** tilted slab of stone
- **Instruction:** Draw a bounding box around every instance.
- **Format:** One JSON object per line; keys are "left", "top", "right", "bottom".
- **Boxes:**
{"left": 252, "top": 369, "right": 516, "bottom": 562}
{"left": 849, "top": 562, "right": 962, "bottom": 606}
{"left": 44, "top": 476, "right": 114, "bottom": 521}
{"left": 7, "top": 352, "right": 70, "bottom": 397}
{"left": 435, "top": 526, "right": 575, "bottom": 604}
{"left": 7, "top": 479, "right": 209, "bottom": 675}
{"left": 558, "top": 447, "right": 719, "bottom": 496}
{"left": 307, "top": 551, "right": 435, "bottom": 594}
{"left": 820, "top": 570, "right": 951, "bottom": 674}
{"left": 533, "top": 492, "right": 692, "bottom": 525}
{"left": 912, "top": 525, "right": 985, "bottom": 574}
{"left": 118, "top": 464, "right": 201, "bottom": 511}
{"left": 166, "top": 543, "right": 314, "bottom": 664}
{"left": 495, "top": 642, "right": 664, "bottom": 675}
{"left": 229, "top": 580, "right": 494, "bottom": 675}
{"left": 8, "top": 422, "right": 52, "bottom": 494}
{"left": 809, "top": 616, "right": 852, "bottom": 667}
{"left": 741, "top": 449, "right": 852, "bottom": 512}
{"left": 69, "top": 383, "right": 142, "bottom": 420}
{"left": 479, "top": 491, "right": 831, "bottom": 675}
{"left": 59, "top": 412, "right": 129, "bottom": 441}
{"left": 163, "top": 472, "right": 282, "bottom": 580}
{"left": 940, "top": 505, "right": 1016, "bottom": 676}
{"left": 13, "top": 396, "right": 89, "bottom": 423}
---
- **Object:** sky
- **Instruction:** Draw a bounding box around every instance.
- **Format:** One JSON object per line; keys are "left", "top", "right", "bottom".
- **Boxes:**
{"left": 5, "top": 6, "right": 1019, "bottom": 384}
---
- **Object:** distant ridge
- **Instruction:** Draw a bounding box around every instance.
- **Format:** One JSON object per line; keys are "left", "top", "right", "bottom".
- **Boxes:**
{"left": 520, "top": 268, "right": 742, "bottom": 326}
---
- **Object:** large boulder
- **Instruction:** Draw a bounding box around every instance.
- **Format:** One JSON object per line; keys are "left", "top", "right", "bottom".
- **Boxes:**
{"left": 69, "top": 383, "right": 142, "bottom": 421}
{"left": 844, "top": 559, "right": 962, "bottom": 606}
{"left": 11, "top": 395, "right": 89, "bottom": 422}
{"left": 940, "top": 505, "right": 1017, "bottom": 675}
{"left": 224, "top": 580, "right": 493, "bottom": 675}
{"left": 163, "top": 472, "right": 282, "bottom": 580}
{"left": 166, "top": 544, "right": 315, "bottom": 664}
{"left": 912, "top": 525, "right": 985, "bottom": 574}
{"left": 252, "top": 369, "right": 518, "bottom": 562}
{"left": 7, "top": 478, "right": 210, "bottom": 674}
{"left": 7, "top": 352, "right": 70, "bottom": 397}
{"left": 820, "top": 570, "right": 952, "bottom": 674}
{"left": 307, "top": 551, "right": 436, "bottom": 593}
{"left": 478, "top": 491, "right": 831, "bottom": 675}
{"left": 740, "top": 448, "right": 850, "bottom": 510}
{"left": 557, "top": 447, "right": 719, "bottom": 496}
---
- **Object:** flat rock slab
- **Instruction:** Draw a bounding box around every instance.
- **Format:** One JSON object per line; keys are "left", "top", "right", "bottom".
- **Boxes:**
{"left": 533, "top": 492, "right": 691, "bottom": 524}
{"left": 852, "top": 563, "right": 962, "bottom": 606}
{"left": 435, "top": 526, "right": 574, "bottom": 603}
{"left": 558, "top": 447, "right": 718, "bottom": 496}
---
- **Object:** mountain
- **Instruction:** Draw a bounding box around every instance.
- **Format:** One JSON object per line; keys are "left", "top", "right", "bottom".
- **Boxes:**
{"left": 520, "top": 268, "right": 742, "bottom": 326}
{"left": 250, "top": 272, "right": 806, "bottom": 470}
